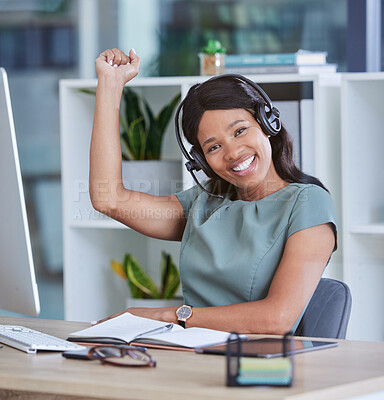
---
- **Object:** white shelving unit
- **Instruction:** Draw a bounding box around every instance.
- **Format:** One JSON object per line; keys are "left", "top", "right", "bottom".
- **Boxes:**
{"left": 60, "top": 73, "right": 342, "bottom": 322}
{"left": 60, "top": 77, "right": 194, "bottom": 322}
{"left": 341, "top": 73, "right": 384, "bottom": 341}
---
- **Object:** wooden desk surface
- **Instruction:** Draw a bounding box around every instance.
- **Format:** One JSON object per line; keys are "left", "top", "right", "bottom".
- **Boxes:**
{"left": 1, "top": 316, "right": 384, "bottom": 400}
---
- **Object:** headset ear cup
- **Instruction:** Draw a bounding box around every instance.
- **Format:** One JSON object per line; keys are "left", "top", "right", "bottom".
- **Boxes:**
{"left": 256, "top": 102, "right": 280, "bottom": 137}
{"left": 189, "top": 146, "right": 215, "bottom": 178}
{"left": 257, "top": 102, "right": 274, "bottom": 136}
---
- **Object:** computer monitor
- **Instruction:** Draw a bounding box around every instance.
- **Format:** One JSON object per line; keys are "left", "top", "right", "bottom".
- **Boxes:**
{"left": 0, "top": 67, "right": 40, "bottom": 316}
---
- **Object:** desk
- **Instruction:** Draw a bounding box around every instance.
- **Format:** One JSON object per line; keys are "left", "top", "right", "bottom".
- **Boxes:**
{"left": 1, "top": 316, "right": 384, "bottom": 400}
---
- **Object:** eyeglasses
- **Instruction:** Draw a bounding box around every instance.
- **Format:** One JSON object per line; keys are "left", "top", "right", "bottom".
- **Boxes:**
{"left": 88, "top": 345, "right": 156, "bottom": 367}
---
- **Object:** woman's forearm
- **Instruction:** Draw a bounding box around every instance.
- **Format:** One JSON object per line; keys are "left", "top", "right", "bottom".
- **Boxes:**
{"left": 127, "top": 299, "right": 295, "bottom": 335}
{"left": 183, "top": 300, "right": 293, "bottom": 334}
{"left": 89, "top": 76, "right": 125, "bottom": 210}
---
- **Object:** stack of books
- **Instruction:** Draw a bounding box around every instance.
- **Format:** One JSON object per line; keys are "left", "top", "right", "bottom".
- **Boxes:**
{"left": 224, "top": 49, "right": 337, "bottom": 75}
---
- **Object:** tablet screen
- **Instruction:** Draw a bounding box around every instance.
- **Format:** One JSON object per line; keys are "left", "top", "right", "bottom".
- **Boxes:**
{"left": 195, "top": 337, "right": 338, "bottom": 358}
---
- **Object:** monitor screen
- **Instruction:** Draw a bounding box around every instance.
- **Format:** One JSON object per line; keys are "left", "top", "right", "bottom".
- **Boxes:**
{"left": 0, "top": 67, "right": 40, "bottom": 316}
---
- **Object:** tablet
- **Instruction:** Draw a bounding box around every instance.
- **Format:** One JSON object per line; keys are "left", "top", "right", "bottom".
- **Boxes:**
{"left": 195, "top": 337, "right": 338, "bottom": 358}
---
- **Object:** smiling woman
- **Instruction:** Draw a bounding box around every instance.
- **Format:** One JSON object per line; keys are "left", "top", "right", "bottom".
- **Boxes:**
{"left": 197, "top": 108, "right": 282, "bottom": 201}
{"left": 172, "top": 75, "right": 337, "bottom": 334}
{"left": 89, "top": 49, "right": 337, "bottom": 335}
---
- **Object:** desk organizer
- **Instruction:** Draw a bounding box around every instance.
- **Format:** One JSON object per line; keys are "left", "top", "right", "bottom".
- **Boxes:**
{"left": 226, "top": 332, "right": 294, "bottom": 387}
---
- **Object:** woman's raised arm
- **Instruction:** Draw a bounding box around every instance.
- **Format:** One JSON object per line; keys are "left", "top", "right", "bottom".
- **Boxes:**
{"left": 89, "top": 48, "right": 186, "bottom": 241}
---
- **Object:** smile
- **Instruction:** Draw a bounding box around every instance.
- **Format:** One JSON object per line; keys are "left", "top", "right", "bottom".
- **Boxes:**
{"left": 232, "top": 155, "right": 255, "bottom": 172}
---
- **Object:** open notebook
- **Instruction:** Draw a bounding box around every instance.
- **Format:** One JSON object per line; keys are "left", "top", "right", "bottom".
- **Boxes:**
{"left": 67, "top": 313, "right": 241, "bottom": 350}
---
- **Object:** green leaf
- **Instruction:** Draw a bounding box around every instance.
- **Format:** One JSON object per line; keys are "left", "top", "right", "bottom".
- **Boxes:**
{"left": 80, "top": 85, "right": 178, "bottom": 161}
{"left": 127, "top": 116, "right": 147, "bottom": 160}
{"left": 78, "top": 88, "right": 97, "bottom": 95}
{"left": 161, "top": 252, "right": 180, "bottom": 299}
{"left": 122, "top": 88, "right": 145, "bottom": 129}
{"left": 160, "top": 251, "right": 169, "bottom": 294}
{"left": 201, "top": 39, "right": 226, "bottom": 55}
{"left": 145, "top": 92, "right": 181, "bottom": 160}
{"left": 121, "top": 88, "right": 148, "bottom": 160}
{"left": 110, "top": 260, "right": 127, "bottom": 280}
{"left": 123, "top": 255, "right": 143, "bottom": 298}
{"left": 143, "top": 99, "right": 161, "bottom": 160}
{"left": 120, "top": 131, "right": 135, "bottom": 161}
{"left": 154, "top": 93, "right": 181, "bottom": 159}
{"left": 156, "top": 93, "right": 181, "bottom": 135}
{"left": 126, "top": 254, "right": 161, "bottom": 299}
{"left": 119, "top": 113, "right": 129, "bottom": 141}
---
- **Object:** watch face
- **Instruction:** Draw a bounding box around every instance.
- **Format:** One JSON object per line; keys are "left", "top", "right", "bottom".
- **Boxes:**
{"left": 177, "top": 305, "right": 192, "bottom": 319}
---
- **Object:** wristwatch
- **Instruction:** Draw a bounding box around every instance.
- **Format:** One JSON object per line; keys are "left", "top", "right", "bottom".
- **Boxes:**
{"left": 176, "top": 305, "right": 193, "bottom": 328}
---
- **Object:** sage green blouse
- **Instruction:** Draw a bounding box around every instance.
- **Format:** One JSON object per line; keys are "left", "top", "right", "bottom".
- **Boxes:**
{"left": 175, "top": 183, "right": 337, "bottom": 330}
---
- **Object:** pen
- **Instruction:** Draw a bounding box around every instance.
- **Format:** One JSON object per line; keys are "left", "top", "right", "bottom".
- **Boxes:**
{"left": 135, "top": 323, "right": 173, "bottom": 339}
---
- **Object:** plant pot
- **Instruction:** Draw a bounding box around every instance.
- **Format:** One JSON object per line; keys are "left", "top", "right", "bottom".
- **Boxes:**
{"left": 126, "top": 297, "right": 184, "bottom": 309}
{"left": 198, "top": 53, "right": 225, "bottom": 75}
{"left": 122, "top": 160, "right": 182, "bottom": 196}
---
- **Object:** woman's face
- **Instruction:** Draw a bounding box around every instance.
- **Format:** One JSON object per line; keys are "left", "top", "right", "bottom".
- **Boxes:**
{"left": 197, "top": 108, "right": 282, "bottom": 200}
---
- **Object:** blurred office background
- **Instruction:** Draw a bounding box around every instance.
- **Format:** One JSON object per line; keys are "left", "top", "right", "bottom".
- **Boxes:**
{"left": 0, "top": 0, "right": 382, "bottom": 320}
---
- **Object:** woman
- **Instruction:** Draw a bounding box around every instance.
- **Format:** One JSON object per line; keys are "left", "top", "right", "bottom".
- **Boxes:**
{"left": 90, "top": 48, "right": 336, "bottom": 334}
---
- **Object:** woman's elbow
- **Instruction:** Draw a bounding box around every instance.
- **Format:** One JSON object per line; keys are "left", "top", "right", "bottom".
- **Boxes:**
{"left": 90, "top": 196, "right": 117, "bottom": 217}
{"left": 89, "top": 183, "right": 116, "bottom": 214}
{"left": 268, "top": 309, "right": 297, "bottom": 335}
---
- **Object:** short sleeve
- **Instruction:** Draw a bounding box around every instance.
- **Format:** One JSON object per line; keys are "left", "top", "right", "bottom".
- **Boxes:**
{"left": 288, "top": 185, "right": 338, "bottom": 250}
{"left": 175, "top": 184, "right": 203, "bottom": 217}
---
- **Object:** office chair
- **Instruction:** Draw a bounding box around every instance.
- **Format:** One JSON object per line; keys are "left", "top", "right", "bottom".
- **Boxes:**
{"left": 294, "top": 278, "right": 352, "bottom": 339}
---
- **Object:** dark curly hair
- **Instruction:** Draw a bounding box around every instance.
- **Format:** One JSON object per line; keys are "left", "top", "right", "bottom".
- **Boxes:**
{"left": 181, "top": 74, "right": 328, "bottom": 197}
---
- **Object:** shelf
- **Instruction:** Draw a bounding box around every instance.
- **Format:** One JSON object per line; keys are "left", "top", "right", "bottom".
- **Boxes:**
{"left": 340, "top": 73, "right": 384, "bottom": 341}
{"left": 349, "top": 224, "right": 384, "bottom": 235}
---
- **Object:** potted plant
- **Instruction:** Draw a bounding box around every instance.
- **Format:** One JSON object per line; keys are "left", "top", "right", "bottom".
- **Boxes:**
{"left": 80, "top": 87, "right": 182, "bottom": 196}
{"left": 119, "top": 87, "right": 180, "bottom": 161}
{"left": 111, "top": 251, "right": 183, "bottom": 308}
{"left": 120, "top": 87, "right": 182, "bottom": 195}
{"left": 198, "top": 39, "right": 226, "bottom": 76}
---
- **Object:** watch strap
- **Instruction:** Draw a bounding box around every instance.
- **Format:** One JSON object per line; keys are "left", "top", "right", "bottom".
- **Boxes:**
{"left": 178, "top": 320, "right": 186, "bottom": 328}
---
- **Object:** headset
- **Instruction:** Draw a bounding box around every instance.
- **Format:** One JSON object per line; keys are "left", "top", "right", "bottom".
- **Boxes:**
{"left": 175, "top": 74, "right": 282, "bottom": 198}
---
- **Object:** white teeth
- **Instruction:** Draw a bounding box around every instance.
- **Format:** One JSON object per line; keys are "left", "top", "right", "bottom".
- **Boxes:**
{"left": 232, "top": 156, "right": 255, "bottom": 172}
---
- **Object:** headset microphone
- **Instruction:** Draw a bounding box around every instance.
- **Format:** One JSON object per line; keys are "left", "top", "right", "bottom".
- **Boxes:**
{"left": 174, "top": 74, "right": 282, "bottom": 198}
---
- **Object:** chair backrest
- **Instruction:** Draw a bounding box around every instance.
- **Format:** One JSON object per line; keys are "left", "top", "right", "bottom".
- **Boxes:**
{"left": 294, "top": 278, "right": 352, "bottom": 339}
